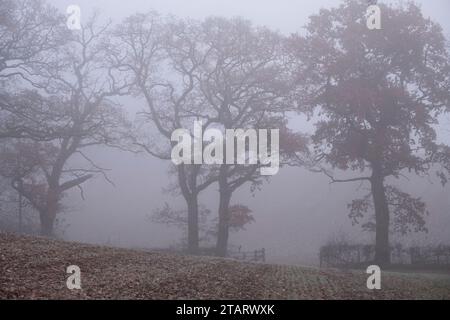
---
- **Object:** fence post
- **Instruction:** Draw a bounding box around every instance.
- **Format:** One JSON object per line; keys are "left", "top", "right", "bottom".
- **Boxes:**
{"left": 319, "top": 249, "right": 323, "bottom": 268}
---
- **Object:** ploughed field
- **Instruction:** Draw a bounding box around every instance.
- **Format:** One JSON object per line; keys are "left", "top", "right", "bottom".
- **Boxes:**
{"left": 1, "top": 232, "right": 449, "bottom": 299}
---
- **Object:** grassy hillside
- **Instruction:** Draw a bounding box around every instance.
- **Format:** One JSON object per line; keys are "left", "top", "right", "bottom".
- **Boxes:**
{"left": 1, "top": 233, "right": 449, "bottom": 300}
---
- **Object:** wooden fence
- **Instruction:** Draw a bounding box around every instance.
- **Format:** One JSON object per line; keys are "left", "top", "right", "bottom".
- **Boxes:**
{"left": 194, "top": 247, "right": 266, "bottom": 262}
{"left": 319, "top": 244, "right": 450, "bottom": 268}
{"left": 228, "top": 248, "right": 266, "bottom": 263}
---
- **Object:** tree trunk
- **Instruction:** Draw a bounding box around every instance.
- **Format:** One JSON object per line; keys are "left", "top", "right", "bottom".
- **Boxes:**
{"left": 18, "top": 190, "right": 22, "bottom": 233}
{"left": 187, "top": 197, "right": 199, "bottom": 254}
{"left": 39, "top": 210, "right": 55, "bottom": 237}
{"left": 216, "top": 166, "right": 232, "bottom": 257}
{"left": 177, "top": 165, "right": 201, "bottom": 255}
{"left": 216, "top": 191, "right": 231, "bottom": 257}
{"left": 40, "top": 188, "right": 59, "bottom": 237}
{"left": 371, "top": 164, "right": 391, "bottom": 266}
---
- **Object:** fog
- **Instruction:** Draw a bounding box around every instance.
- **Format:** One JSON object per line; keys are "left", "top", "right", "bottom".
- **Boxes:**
{"left": 18, "top": 0, "right": 450, "bottom": 265}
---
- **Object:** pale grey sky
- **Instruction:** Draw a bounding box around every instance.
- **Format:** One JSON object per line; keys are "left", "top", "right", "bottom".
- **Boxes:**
{"left": 50, "top": 0, "right": 450, "bottom": 34}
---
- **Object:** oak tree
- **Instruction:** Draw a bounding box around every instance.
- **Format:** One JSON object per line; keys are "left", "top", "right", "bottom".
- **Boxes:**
{"left": 289, "top": 0, "right": 450, "bottom": 265}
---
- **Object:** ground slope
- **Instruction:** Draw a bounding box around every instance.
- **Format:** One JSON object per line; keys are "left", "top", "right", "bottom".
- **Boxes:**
{"left": 1, "top": 233, "right": 449, "bottom": 299}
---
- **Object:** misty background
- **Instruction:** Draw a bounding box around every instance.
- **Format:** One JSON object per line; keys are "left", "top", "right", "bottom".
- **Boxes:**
{"left": 41, "top": 0, "right": 450, "bottom": 265}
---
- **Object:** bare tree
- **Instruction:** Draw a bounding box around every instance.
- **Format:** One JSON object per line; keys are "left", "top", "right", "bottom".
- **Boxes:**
{"left": 0, "top": 142, "right": 40, "bottom": 234}
{"left": 0, "top": 14, "right": 131, "bottom": 236}
{"left": 0, "top": 0, "right": 69, "bottom": 140}
{"left": 116, "top": 14, "right": 298, "bottom": 256}
{"left": 114, "top": 13, "right": 217, "bottom": 254}
{"left": 193, "top": 17, "right": 291, "bottom": 256}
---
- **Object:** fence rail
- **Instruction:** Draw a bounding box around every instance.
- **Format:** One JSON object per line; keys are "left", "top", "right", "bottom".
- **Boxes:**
{"left": 319, "top": 244, "right": 450, "bottom": 268}
{"left": 228, "top": 248, "right": 266, "bottom": 263}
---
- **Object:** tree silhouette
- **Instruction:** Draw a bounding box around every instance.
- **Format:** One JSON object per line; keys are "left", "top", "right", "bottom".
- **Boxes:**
{"left": 289, "top": 0, "right": 450, "bottom": 265}
{"left": 1, "top": 13, "right": 131, "bottom": 236}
